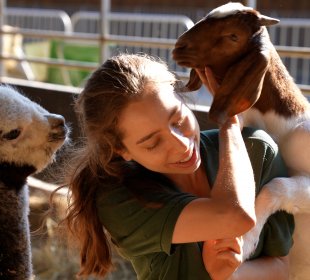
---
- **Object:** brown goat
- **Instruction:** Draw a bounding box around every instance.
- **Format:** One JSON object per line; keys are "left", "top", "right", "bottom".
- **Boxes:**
{"left": 173, "top": 3, "right": 309, "bottom": 125}
{"left": 173, "top": 3, "right": 310, "bottom": 280}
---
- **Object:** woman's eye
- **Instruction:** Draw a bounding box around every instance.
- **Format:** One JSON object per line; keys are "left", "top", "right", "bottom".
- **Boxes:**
{"left": 146, "top": 144, "right": 157, "bottom": 151}
{"left": 146, "top": 141, "right": 160, "bottom": 151}
{"left": 2, "top": 129, "right": 21, "bottom": 140}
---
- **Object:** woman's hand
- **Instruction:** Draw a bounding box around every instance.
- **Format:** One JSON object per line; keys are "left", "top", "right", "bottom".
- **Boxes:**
{"left": 203, "top": 237, "right": 244, "bottom": 280}
{"left": 196, "top": 67, "right": 244, "bottom": 129}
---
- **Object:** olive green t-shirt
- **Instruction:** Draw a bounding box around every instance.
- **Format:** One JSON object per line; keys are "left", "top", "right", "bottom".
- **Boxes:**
{"left": 96, "top": 128, "right": 294, "bottom": 280}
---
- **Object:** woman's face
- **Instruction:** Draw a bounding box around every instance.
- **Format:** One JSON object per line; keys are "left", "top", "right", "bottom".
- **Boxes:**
{"left": 118, "top": 82, "right": 201, "bottom": 175}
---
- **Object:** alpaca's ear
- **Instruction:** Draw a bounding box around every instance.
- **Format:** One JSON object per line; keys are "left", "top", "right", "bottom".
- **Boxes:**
{"left": 185, "top": 69, "right": 202, "bottom": 91}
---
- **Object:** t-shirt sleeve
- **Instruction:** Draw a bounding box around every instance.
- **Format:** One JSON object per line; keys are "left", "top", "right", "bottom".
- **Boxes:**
{"left": 243, "top": 128, "right": 295, "bottom": 258}
{"left": 96, "top": 185, "right": 197, "bottom": 258}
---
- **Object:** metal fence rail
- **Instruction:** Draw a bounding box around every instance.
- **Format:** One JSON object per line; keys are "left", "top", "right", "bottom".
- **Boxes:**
{"left": 269, "top": 18, "right": 310, "bottom": 85}
{"left": 71, "top": 11, "right": 193, "bottom": 73}
{"left": 1, "top": 4, "right": 310, "bottom": 98}
{"left": 5, "top": 8, "right": 72, "bottom": 32}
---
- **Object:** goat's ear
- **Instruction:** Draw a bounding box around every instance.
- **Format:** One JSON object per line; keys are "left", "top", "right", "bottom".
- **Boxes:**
{"left": 209, "top": 48, "right": 269, "bottom": 125}
{"left": 185, "top": 69, "right": 202, "bottom": 91}
{"left": 258, "top": 15, "right": 279, "bottom": 26}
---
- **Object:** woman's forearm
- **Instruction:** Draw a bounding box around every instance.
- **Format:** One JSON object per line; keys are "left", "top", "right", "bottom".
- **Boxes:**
{"left": 212, "top": 117, "right": 256, "bottom": 228}
{"left": 172, "top": 117, "right": 256, "bottom": 242}
{"left": 230, "top": 256, "right": 289, "bottom": 280}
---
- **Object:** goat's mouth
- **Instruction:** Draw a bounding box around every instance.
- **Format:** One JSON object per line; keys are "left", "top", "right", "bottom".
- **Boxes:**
{"left": 172, "top": 49, "right": 203, "bottom": 68}
{"left": 172, "top": 55, "right": 200, "bottom": 68}
{"left": 177, "top": 60, "right": 195, "bottom": 68}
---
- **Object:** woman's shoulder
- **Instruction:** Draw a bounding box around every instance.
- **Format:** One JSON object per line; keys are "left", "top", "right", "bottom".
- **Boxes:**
{"left": 242, "top": 127, "right": 278, "bottom": 151}
{"left": 95, "top": 162, "right": 181, "bottom": 208}
{"left": 200, "top": 127, "right": 278, "bottom": 153}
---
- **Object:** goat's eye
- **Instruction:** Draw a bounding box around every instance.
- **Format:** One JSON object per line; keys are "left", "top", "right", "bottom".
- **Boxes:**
{"left": 2, "top": 129, "right": 21, "bottom": 140}
{"left": 230, "top": 34, "right": 238, "bottom": 42}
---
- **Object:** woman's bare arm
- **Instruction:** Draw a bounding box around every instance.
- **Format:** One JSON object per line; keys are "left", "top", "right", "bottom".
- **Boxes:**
{"left": 231, "top": 256, "right": 289, "bottom": 280}
{"left": 172, "top": 67, "right": 256, "bottom": 243}
{"left": 172, "top": 116, "right": 256, "bottom": 243}
{"left": 202, "top": 235, "right": 289, "bottom": 280}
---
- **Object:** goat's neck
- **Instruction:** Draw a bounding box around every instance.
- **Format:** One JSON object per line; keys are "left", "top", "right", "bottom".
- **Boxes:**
{"left": 253, "top": 48, "right": 309, "bottom": 118}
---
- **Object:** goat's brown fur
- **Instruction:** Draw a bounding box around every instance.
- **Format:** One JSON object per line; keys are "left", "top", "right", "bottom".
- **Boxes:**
{"left": 173, "top": 3, "right": 310, "bottom": 279}
{"left": 172, "top": 4, "right": 309, "bottom": 124}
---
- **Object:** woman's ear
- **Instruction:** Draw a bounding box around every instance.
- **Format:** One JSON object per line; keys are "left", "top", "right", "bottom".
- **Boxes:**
{"left": 116, "top": 149, "right": 132, "bottom": 161}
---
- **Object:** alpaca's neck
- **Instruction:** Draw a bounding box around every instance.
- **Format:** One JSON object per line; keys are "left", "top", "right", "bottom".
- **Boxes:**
{"left": 0, "top": 162, "right": 36, "bottom": 191}
{"left": 253, "top": 49, "right": 309, "bottom": 117}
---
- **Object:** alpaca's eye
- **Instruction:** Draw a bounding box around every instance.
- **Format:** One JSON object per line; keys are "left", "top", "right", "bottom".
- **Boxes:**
{"left": 2, "top": 129, "right": 21, "bottom": 140}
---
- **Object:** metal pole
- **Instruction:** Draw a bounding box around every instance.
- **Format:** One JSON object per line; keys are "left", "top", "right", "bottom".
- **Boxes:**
{"left": 0, "top": 0, "right": 6, "bottom": 77}
{"left": 245, "top": 0, "right": 257, "bottom": 8}
{"left": 100, "top": 0, "right": 110, "bottom": 63}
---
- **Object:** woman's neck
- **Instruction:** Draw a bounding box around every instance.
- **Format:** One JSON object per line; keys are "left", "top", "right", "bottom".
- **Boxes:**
{"left": 165, "top": 165, "right": 211, "bottom": 197}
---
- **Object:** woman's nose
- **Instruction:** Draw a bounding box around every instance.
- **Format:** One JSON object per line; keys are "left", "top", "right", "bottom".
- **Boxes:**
{"left": 169, "top": 129, "right": 189, "bottom": 152}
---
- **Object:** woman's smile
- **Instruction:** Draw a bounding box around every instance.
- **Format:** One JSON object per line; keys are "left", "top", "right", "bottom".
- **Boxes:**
{"left": 170, "top": 144, "right": 199, "bottom": 168}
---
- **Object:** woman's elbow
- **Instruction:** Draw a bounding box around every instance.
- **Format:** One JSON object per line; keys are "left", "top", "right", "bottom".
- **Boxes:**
{"left": 240, "top": 209, "right": 256, "bottom": 233}
{"left": 228, "top": 205, "right": 256, "bottom": 235}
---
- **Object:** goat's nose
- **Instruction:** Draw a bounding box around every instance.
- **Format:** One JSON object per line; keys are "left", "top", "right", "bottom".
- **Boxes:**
{"left": 174, "top": 39, "right": 188, "bottom": 50}
{"left": 45, "top": 114, "right": 65, "bottom": 128}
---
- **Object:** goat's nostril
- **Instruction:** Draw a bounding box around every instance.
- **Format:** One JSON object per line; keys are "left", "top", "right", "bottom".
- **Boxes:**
{"left": 45, "top": 114, "right": 65, "bottom": 128}
{"left": 174, "top": 41, "right": 188, "bottom": 50}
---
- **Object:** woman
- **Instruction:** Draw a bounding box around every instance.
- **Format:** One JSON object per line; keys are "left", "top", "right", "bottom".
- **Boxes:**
{"left": 61, "top": 54, "right": 294, "bottom": 279}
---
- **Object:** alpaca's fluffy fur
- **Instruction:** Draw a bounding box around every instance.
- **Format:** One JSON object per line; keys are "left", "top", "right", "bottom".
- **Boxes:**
{"left": 0, "top": 85, "right": 68, "bottom": 279}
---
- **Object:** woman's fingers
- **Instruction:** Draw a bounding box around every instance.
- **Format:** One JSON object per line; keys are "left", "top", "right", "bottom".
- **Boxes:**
{"left": 217, "top": 250, "right": 243, "bottom": 267}
{"left": 195, "top": 67, "right": 242, "bottom": 127}
{"left": 202, "top": 238, "right": 244, "bottom": 279}
{"left": 214, "top": 238, "right": 244, "bottom": 268}
{"left": 213, "top": 237, "right": 243, "bottom": 254}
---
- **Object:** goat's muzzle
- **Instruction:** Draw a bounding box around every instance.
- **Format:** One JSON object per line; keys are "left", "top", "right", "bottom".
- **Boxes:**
{"left": 172, "top": 40, "right": 195, "bottom": 68}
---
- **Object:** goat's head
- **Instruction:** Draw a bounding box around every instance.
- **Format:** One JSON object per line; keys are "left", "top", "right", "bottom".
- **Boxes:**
{"left": 0, "top": 85, "right": 69, "bottom": 173}
{"left": 172, "top": 2, "right": 279, "bottom": 124}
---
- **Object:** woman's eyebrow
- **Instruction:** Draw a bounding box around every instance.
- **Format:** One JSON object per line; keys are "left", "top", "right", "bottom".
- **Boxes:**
{"left": 135, "top": 105, "right": 180, "bottom": 145}
{"left": 136, "top": 130, "right": 160, "bottom": 145}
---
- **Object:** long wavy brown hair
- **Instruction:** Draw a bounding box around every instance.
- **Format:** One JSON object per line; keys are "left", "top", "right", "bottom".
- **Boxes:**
{"left": 53, "top": 54, "right": 177, "bottom": 278}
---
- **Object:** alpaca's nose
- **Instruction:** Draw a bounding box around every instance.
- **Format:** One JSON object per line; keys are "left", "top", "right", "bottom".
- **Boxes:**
{"left": 45, "top": 114, "right": 65, "bottom": 128}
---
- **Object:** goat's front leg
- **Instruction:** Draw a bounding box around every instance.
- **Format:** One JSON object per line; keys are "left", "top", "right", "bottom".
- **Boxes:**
{"left": 209, "top": 48, "right": 270, "bottom": 125}
{"left": 242, "top": 175, "right": 310, "bottom": 260}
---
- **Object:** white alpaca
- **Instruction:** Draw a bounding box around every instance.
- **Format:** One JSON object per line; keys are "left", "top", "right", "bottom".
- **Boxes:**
{"left": 173, "top": 2, "right": 310, "bottom": 279}
{"left": 0, "top": 85, "right": 69, "bottom": 280}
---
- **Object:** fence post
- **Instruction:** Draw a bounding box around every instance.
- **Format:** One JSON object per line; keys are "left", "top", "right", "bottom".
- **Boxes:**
{"left": 0, "top": 0, "right": 6, "bottom": 77}
{"left": 100, "top": 0, "right": 110, "bottom": 63}
{"left": 245, "top": 0, "right": 257, "bottom": 8}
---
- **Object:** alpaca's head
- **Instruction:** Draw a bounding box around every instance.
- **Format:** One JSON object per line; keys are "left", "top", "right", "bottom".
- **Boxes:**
{"left": 0, "top": 85, "right": 69, "bottom": 173}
